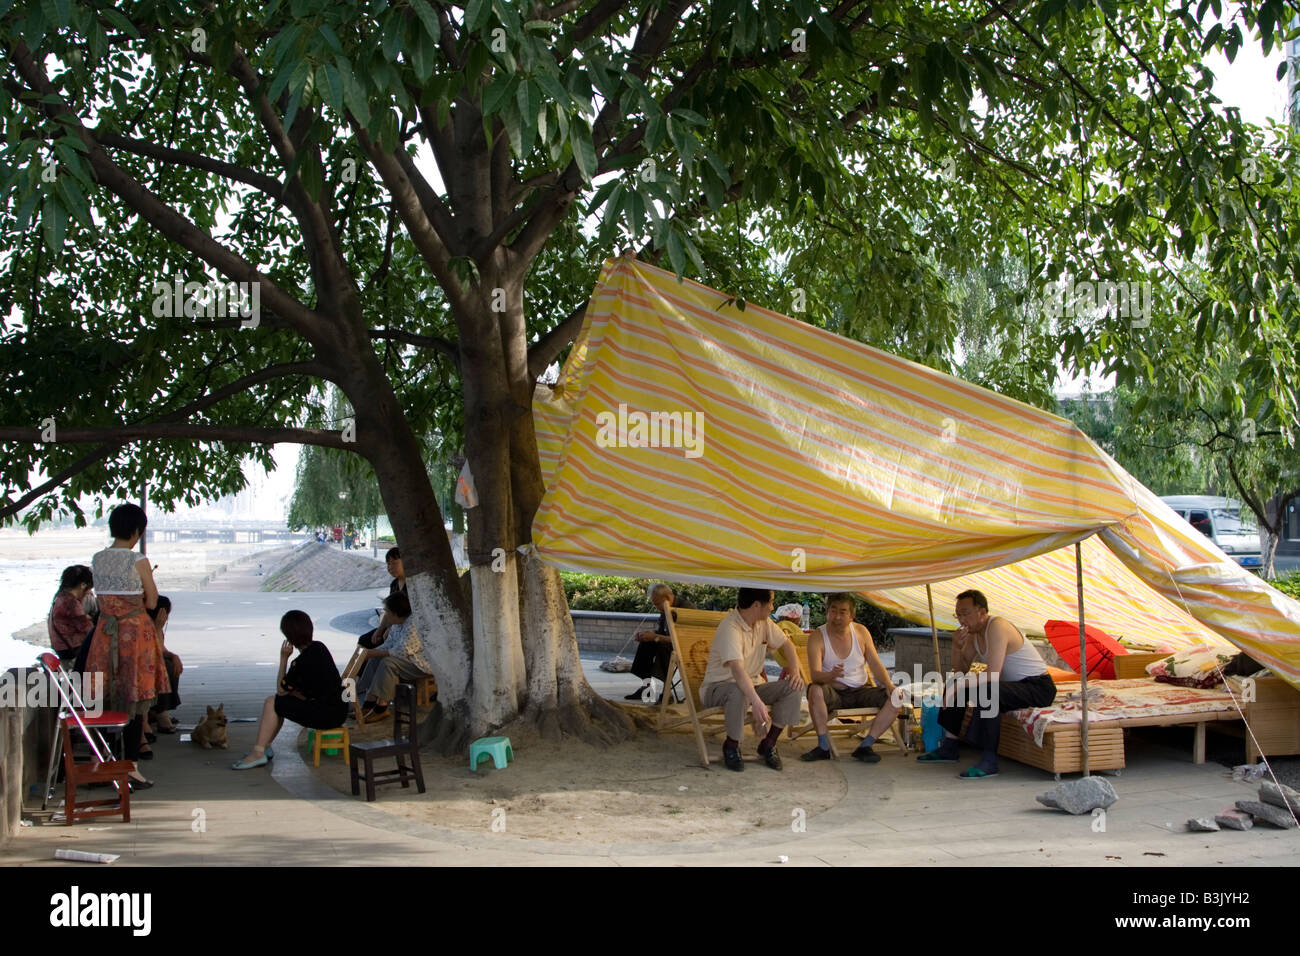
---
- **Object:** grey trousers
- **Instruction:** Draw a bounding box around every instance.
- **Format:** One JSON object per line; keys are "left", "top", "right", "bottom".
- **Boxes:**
{"left": 700, "top": 679, "right": 803, "bottom": 741}
{"left": 359, "top": 655, "right": 430, "bottom": 703}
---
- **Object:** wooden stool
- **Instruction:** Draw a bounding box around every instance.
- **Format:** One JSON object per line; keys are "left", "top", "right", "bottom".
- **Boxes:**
{"left": 414, "top": 675, "right": 438, "bottom": 707}
{"left": 308, "top": 727, "right": 350, "bottom": 767}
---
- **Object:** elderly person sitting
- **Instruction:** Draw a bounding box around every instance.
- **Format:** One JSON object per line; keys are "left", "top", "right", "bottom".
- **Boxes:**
{"left": 624, "top": 582, "right": 681, "bottom": 702}
{"left": 355, "top": 591, "right": 435, "bottom": 722}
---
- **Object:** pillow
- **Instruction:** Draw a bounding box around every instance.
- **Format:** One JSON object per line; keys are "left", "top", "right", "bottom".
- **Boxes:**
{"left": 1145, "top": 645, "right": 1236, "bottom": 689}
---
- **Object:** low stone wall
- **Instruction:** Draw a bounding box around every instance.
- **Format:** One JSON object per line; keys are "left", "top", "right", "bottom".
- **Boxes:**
{"left": 572, "top": 610, "right": 660, "bottom": 653}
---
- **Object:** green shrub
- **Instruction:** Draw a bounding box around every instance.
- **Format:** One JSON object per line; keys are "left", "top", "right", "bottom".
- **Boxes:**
{"left": 1271, "top": 569, "right": 1300, "bottom": 601}
{"left": 559, "top": 573, "right": 913, "bottom": 646}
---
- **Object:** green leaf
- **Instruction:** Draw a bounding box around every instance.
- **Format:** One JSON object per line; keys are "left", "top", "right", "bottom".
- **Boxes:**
{"left": 381, "top": 11, "right": 404, "bottom": 61}
{"left": 41, "top": 196, "right": 66, "bottom": 254}
{"left": 317, "top": 24, "right": 342, "bottom": 53}
{"left": 666, "top": 228, "right": 686, "bottom": 277}
{"left": 409, "top": 0, "right": 441, "bottom": 42}
{"left": 101, "top": 7, "right": 141, "bottom": 38}
{"left": 465, "top": 0, "right": 491, "bottom": 32}
{"left": 336, "top": 57, "right": 371, "bottom": 126}
{"left": 571, "top": 119, "right": 596, "bottom": 182}
{"left": 56, "top": 176, "right": 93, "bottom": 229}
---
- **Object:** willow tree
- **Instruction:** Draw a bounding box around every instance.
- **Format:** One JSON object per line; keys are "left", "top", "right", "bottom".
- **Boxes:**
{"left": 3, "top": 0, "right": 1297, "bottom": 744}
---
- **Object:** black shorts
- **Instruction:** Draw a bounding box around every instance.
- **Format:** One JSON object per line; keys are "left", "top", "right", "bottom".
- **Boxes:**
{"left": 274, "top": 694, "right": 348, "bottom": 730}
{"left": 822, "top": 684, "right": 891, "bottom": 711}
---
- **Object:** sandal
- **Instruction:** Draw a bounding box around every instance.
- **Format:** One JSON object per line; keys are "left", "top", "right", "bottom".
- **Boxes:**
{"left": 958, "top": 765, "right": 998, "bottom": 779}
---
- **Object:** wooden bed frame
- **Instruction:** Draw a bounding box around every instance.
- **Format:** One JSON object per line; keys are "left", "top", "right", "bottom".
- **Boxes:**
{"left": 998, "top": 650, "right": 1300, "bottom": 774}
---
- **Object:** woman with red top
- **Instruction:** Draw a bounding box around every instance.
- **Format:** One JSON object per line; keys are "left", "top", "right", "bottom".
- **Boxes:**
{"left": 49, "top": 565, "right": 95, "bottom": 663}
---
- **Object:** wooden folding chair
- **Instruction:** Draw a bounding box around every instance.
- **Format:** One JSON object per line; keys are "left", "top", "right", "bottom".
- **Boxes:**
{"left": 785, "top": 646, "right": 911, "bottom": 758}
{"left": 656, "top": 609, "right": 811, "bottom": 769}
{"left": 340, "top": 645, "right": 367, "bottom": 724}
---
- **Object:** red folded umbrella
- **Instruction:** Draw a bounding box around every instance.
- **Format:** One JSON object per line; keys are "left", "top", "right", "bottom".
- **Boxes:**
{"left": 1044, "top": 620, "right": 1128, "bottom": 680}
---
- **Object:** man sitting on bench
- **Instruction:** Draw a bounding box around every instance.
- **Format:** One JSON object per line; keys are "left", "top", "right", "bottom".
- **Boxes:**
{"left": 699, "top": 587, "right": 805, "bottom": 772}
{"left": 918, "top": 589, "right": 1057, "bottom": 779}
{"left": 801, "top": 592, "right": 901, "bottom": 763}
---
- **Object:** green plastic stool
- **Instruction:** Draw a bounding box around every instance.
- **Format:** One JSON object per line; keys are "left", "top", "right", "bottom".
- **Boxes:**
{"left": 307, "top": 728, "right": 343, "bottom": 757}
{"left": 469, "top": 736, "right": 514, "bottom": 771}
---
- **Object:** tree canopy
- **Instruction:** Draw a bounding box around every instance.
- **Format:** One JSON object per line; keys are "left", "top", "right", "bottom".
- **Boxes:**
{"left": 4, "top": 0, "right": 1300, "bottom": 738}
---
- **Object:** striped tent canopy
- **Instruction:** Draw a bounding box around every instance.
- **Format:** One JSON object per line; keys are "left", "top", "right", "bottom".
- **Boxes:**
{"left": 533, "top": 257, "right": 1300, "bottom": 688}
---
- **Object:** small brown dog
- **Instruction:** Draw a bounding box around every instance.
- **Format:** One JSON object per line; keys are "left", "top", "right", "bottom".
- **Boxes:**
{"left": 193, "top": 704, "right": 229, "bottom": 749}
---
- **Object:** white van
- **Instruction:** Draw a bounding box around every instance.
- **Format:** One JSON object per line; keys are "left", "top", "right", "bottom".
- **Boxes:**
{"left": 1160, "top": 495, "right": 1262, "bottom": 567}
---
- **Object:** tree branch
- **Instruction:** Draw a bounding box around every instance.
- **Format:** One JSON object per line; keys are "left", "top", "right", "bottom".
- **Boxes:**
{"left": 91, "top": 132, "right": 292, "bottom": 204}
{"left": 5, "top": 39, "right": 327, "bottom": 341}
{"left": 0, "top": 444, "right": 122, "bottom": 521}
{"left": 528, "top": 301, "right": 588, "bottom": 380}
{"left": 0, "top": 424, "right": 354, "bottom": 447}
{"left": 368, "top": 328, "right": 459, "bottom": 363}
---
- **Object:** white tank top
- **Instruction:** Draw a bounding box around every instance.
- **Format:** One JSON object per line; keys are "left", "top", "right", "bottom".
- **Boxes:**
{"left": 974, "top": 618, "right": 1048, "bottom": 682}
{"left": 820, "top": 625, "right": 869, "bottom": 688}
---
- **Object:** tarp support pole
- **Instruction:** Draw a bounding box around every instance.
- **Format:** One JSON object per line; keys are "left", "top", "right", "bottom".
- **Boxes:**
{"left": 1076, "top": 542, "right": 1090, "bottom": 777}
{"left": 926, "top": 584, "right": 941, "bottom": 674}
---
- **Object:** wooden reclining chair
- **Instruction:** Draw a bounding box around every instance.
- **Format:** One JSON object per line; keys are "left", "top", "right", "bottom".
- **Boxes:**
{"left": 656, "top": 609, "right": 812, "bottom": 769}
{"left": 785, "top": 643, "right": 911, "bottom": 758}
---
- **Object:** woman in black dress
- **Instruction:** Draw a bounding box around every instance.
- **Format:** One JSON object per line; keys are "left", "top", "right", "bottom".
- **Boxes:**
{"left": 233, "top": 610, "right": 348, "bottom": 770}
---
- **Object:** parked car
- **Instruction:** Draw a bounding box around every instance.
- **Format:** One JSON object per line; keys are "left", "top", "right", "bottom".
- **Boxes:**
{"left": 1160, "top": 495, "right": 1262, "bottom": 567}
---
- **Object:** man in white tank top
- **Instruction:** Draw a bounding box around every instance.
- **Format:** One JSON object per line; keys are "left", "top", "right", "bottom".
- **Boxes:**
{"left": 801, "top": 593, "right": 902, "bottom": 763}
{"left": 917, "top": 589, "right": 1057, "bottom": 778}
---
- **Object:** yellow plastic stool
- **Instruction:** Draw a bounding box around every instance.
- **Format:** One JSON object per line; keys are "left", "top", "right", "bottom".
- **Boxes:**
{"left": 308, "top": 727, "right": 351, "bottom": 767}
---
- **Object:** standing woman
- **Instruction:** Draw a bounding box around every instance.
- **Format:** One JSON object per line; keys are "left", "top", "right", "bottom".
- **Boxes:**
{"left": 49, "top": 565, "right": 95, "bottom": 663}
{"left": 84, "top": 503, "right": 167, "bottom": 788}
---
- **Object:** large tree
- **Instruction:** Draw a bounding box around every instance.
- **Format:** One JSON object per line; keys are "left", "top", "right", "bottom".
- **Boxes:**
{"left": 3, "top": 0, "right": 1298, "bottom": 745}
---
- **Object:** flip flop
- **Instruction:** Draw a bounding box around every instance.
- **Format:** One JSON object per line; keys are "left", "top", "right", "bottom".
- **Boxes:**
{"left": 917, "top": 749, "right": 958, "bottom": 763}
{"left": 958, "top": 766, "right": 998, "bottom": 779}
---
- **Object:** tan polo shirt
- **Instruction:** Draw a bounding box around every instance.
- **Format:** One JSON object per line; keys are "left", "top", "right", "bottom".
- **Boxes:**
{"left": 701, "top": 609, "right": 789, "bottom": 691}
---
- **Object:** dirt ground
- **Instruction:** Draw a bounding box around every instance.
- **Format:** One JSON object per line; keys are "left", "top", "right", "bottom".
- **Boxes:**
{"left": 304, "top": 714, "right": 848, "bottom": 842}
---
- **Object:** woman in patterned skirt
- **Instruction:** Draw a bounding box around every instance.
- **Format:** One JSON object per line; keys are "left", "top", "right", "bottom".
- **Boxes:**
{"left": 84, "top": 503, "right": 167, "bottom": 789}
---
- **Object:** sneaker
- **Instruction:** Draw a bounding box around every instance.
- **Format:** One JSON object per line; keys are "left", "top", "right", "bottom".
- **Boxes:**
{"left": 851, "top": 744, "right": 881, "bottom": 763}
{"left": 722, "top": 747, "right": 744, "bottom": 772}
{"left": 800, "top": 746, "right": 832, "bottom": 762}
{"left": 758, "top": 746, "right": 783, "bottom": 771}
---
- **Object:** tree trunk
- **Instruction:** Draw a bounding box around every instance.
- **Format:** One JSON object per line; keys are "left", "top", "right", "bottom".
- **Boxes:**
{"left": 332, "top": 345, "right": 476, "bottom": 750}
{"left": 1261, "top": 527, "right": 1279, "bottom": 581}
{"left": 451, "top": 272, "right": 634, "bottom": 745}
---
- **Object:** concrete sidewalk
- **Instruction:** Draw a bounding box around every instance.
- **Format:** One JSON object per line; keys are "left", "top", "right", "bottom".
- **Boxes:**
{"left": 5, "top": 587, "right": 1298, "bottom": 866}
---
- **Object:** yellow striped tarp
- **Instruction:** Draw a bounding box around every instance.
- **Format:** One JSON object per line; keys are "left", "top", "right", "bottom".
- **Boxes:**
{"left": 533, "top": 258, "right": 1300, "bottom": 688}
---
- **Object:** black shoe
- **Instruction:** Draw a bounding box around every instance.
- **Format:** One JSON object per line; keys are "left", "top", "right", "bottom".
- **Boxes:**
{"left": 722, "top": 747, "right": 744, "bottom": 772}
{"left": 800, "top": 746, "right": 832, "bottom": 762}
{"left": 851, "top": 745, "right": 881, "bottom": 763}
{"left": 624, "top": 683, "right": 649, "bottom": 700}
{"left": 137, "top": 749, "right": 154, "bottom": 760}
{"left": 127, "top": 778, "right": 154, "bottom": 791}
{"left": 144, "top": 732, "right": 157, "bottom": 744}
{"left": 759, "top": 746, "right": 783, "bottom": 771}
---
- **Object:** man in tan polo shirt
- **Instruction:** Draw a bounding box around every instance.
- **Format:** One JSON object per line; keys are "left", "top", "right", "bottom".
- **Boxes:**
{"left": 699, "top": 587, "right": 806, "bottom": 771}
